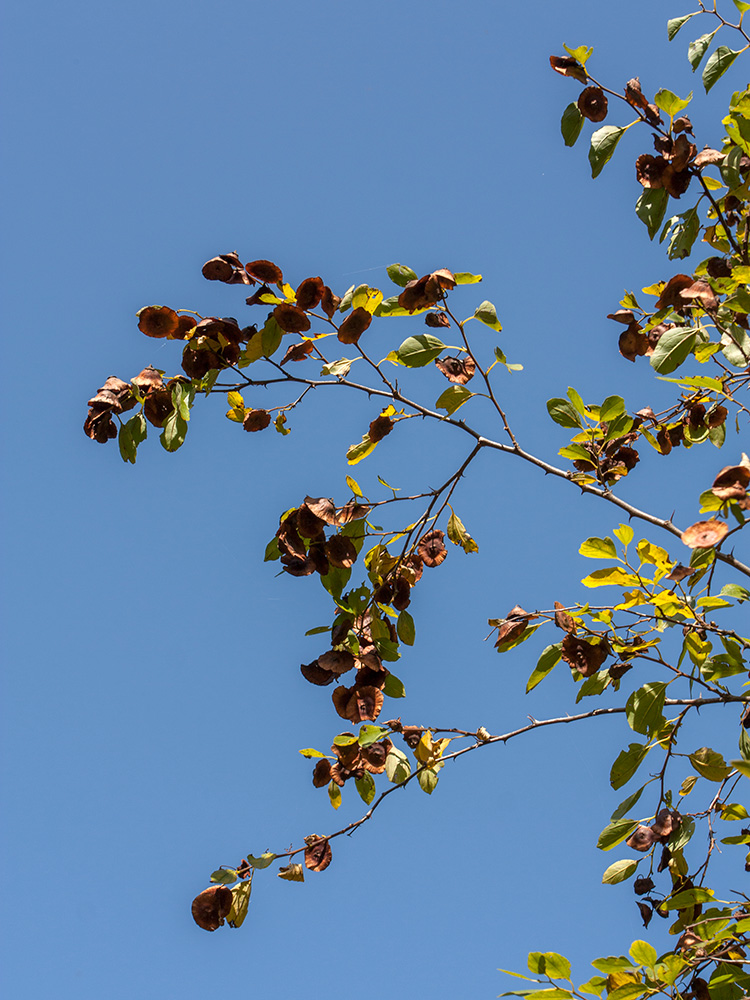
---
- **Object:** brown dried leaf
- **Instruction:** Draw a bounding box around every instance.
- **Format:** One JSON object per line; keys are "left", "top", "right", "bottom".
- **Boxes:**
{"left": 274, "top": 303, "right": 311, "bottom": 334}
{"left": 624, "top": 78, "right": 650, "bottom": 111}
{"left": 626, "top": 825, "right": 657, "bottom": 853}
{"left": 318, "top": 649, "right": 356, "bottom": 676}
{"left": 304, "top": 836, "right": 332, "bottom": 873}
{"left": 618, "top": 323, "right": 649, "bottom": 362}
{"left": 607, "top": 310, "right": 636, "bottom": 325}
{"left": 320, "top": 286, "right": 341, "bottom": 318}
{"left": 553, "top": 601, "right": 576, "bottom": 633}
{"left": 652, "top": 809, "right": 681, "bottom": 841}
{"left": 245, "top": 259, "right": 283, "bottom": 284}
{"left": 693, "top": 147, "right": 724, "bottom": 169}
{"left": 425, "top": 311, "right": 451, "bottom": 328}
{"left": 281, "top": 341, "right": 314, "bottom": 365}
{"left": 655, "top": 274, "right": 693, "bottom": 311}
{"left": 435, "top": 356, "right": 476, "bottom": 384}
{"left": 561, "top": 634, "right": 608, "bottom": 677}
{"left": 300, "top": 661, "right": 336, "bottom": 686}
{"left": 666, "top": 563, "right": 695, "bottom": 582}
{"left": 304, "top": 496, "right": 338, "bottom": 525}
{"left": 325, "top": 535, "right": 358, "bottom": 569}
{"left": 312, "top": 759, "right": 332, "bottom": 787}
{"left": 711, "top": 464, "right": 750, "bottom": 500}
{"left": 549, "top": 55, "right": 587, "bottom": 83}
{"left": 295, "top": 276, "right": 325, "bottom": 311}
{"left": 680, "top": 520, "right": 729, "bottom": 549}
{"left": 297, "top": 504, "right": 327, "bottom": 539}
{"left": 243, "top": 409, "right": 272, "bottom": 432}
{"left": 143, "top": 388, "right": 175, "bottom": 427}
{"left": 635, "top": 154, "right": 666, "bottom": 190}
{"left": 337, "top": 307, "right": 372, "bottom": 345}
{"left": 368, "top": 415, "right": 394, "bottom": 442}
{"left": 191, "top": 885, "right": 233, "bottom": 931}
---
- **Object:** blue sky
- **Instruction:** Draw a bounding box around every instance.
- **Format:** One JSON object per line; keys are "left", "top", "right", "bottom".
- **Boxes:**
{"left": 2, "top": 1, "right": 748, "bottom": 998}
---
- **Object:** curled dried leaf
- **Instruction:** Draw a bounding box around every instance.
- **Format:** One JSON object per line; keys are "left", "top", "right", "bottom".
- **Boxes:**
{"left": 626, "top": 825, "right": 657, "bottom": 853}
{"left": 561, "top": 633, "right": 608, "bottom": 677}
{"left": 318, "top": 649, "right": 356, "bottom": 676}
{"left": 304, "top": 836, "right": 332, "bottom": 872}
{"left": 553, "top": 601, "right": 576, "bottom": 633}
{"left": 312, "top": 759, "right": 333, "bottom": 787}
{"left": 301, "top": 661, "right": 336, "bottom": 686}
{"left": 325, "top": 535, "right": 358, "bottom": 569}
{"left": 435, "top": 356, "right": 476, "bottom": 384}
{"left": 368, "top": 415, "right": 394, "bottom": 442}
{"left": 281, "top": 341, "right": 314, "bottom": 365}
{"left": 711, "top": 464, "right": 750, "bottom": 501}
{"left": 549, "top": 55, "right": 587, "bottom": 83}
{"left": 191, "top": 885, "right": 233, "bottom": 931}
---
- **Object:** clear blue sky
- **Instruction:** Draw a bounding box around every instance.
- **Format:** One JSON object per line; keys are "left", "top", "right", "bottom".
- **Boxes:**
{"left": 2, "top": 1, "right": 747, "bottom": 997}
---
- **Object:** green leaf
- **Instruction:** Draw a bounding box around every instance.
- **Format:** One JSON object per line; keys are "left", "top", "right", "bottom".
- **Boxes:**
{"left": 298, "top": 747, "right": 329, "bottom": 758}
{"left": 703, "top": 46, "right": 741, "bottom": 93}
{"left": 526, "top": 643, "right": 562, "bottom": 693}
{"left": 654, "top": 88, "right": 692, "bottom": 117}
{"left": 436, "top": 385, "right": 474, "bottom": 415}
{"left": 690, "top": 746, "right": 732, "bottom": 781}
{"left": 227, "top": 878, "right": 252, "bottom": 928}
{"left": 328, "top": 780, "right": 342, "bottom": 809}
{"left": 210, "top": 868, "right": 239, "bottom": 885}
{"left": 667, "top": 13, "right": 696, "bottom": 41}
{"left": 418, "top": 766, "right": 439, "bottom": 794}
{"left": 602, "top": 859, "right": 639, "bottom": 885}
{"left": 635, "top": 188, "right": 669, "bottom": 240}
{"left": 661, "top": 206, "right": 701, "bottom": 259}
{"left": 277, "top": 863, "right": 305, "bottom": 882}
{"left": 346, "top": 434, "right": 377, "bottom": 465}
{"left": 321, "top": 357, "right": 354, "bottom": 377}
{"left": 345, "top": 475, "right": 363, "bottom": 497}
{"left": 473, "top": 300, "right": 502, "bottom": 332}
{"left": 332, "top": 732, "right": 358, "bottom": 746}
{"left": 649, "top": 327, "right": 696, "bottom": 374}
{"left": 721, "top": 802, "right": 749, "bottom": 820}
{"left": 547, "top": 398, "right": 583, "bottom": 429}
{"left": 597, "top": 817, "right": 639, "bottom": 851}
{"left": 610, "top": 743, "right": 650, "bottom": 790}
{"left": 589, "top": 126, "right": 627, "bottom": 179}
{"left": 561, "top": 102, "right": 585, "bottom": 146}
{"left": 453, "top": 271, "right": 482, "bottom": 284}
{"left": 385, "top": 747, "right": 411, "bottom": 783}
{"left": 160, "top": 411, "right": 188, "bottom": 452}
{"left": 386, "top": 263, "right": 418, "bottom": 287}
{"left": 606, "top": 985, "right": 646, "bottom": 1000}
{"left": 261, "top": 316, "right": 283, "bottom": 358}
{"left": 358, "top": 724, "right": 391, "bottom": 747}
{"left": 629, "top": 940, "right": 657, "bottom": 968}
{"left": 581, "top": 567, "right": 640, "bottom": 588}
{"left": 613, "top": 524, "right": 634, "bottom": 546}
{"left": 245, "top": 852, "right": 276, "bottom": 869}
{"left": 542, "top": 953, "right": 572, "bottom": 980}
{"left": 625, "top": 682, "right": 667, "bottom": 736}
{"left": 611, "top": 786, "right": 645, "bottom": 821}
{"left": 394, "top": 333, "right": 446, "bottom": 367}
{"left": 396, "top": 609, "right": 415, "bottom": 646}
{"left": 590, "top": 957, "right": 636, "bottom": 974}
{"left": 264, "top": 537, "right": 281, "bottom": 562}
{"left": 355, "top": 771, "right": 376, "bottom": 804}
{"left": 447, "top": 511, "right": 479, "bottom": 553}
{"left": 721, "top": 144, "right": 744, "bottom": 190}
{"left": 664, "top": 887, "right": 715, "bottom": 909}
{"left": 579, "top": 536, "right": 618, "bottom": 559}
{"left": 734, "top": 0, "right": 750, "bottom": 12}
{"left": 383, "top": 672, "right": 406, "bottom": 698}
{"left": 688, "top": 30, "right": 719, "bottom": 72}
{"left": 720, "top": 583, "right": 750, "bottom": 602}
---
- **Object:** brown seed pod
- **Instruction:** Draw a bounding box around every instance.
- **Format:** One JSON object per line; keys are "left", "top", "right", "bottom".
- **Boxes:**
{"left": 245, "top": 259, "right": 283, "bottom": 284}
{"left": 578, "top": 86, "right": 608, "bottom": 122}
